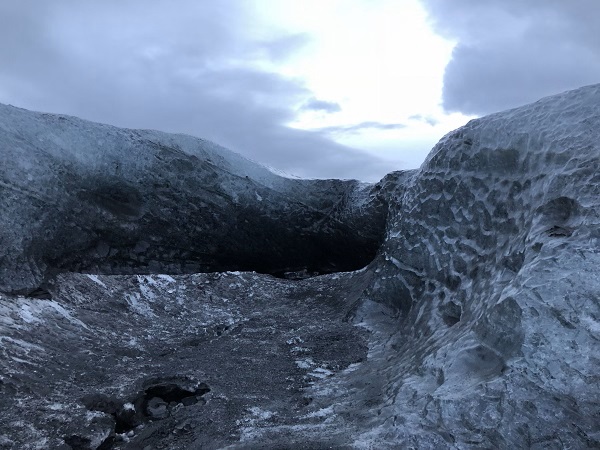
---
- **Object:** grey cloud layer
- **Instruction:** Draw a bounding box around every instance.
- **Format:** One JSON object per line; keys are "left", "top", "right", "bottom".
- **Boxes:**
{"left": 320, "top": 121, "right": 406, "bottom": 136}
{"left": 422, "top": 0, "right": 600, "bottom": 115}
{"left": 408, "top": 114, "right": 439, "bottom": 126}
{"left": 301, "top": 98, "right": 342, "bottom": 113}
{"left": 0, "top": 1, "right": 390, "bottom": 181}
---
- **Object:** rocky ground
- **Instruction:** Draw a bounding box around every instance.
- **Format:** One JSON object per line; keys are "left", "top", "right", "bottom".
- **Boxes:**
{"left": 0, "top": 270, "right": 382, "bottom": 449}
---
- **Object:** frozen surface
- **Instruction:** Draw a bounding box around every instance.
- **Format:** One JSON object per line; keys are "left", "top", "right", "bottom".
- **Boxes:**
{"left": 0, "top": 103, "right": 386, "bottom": 293}
{"left": 0, "top": 84, "right": 599, "bottom": 448}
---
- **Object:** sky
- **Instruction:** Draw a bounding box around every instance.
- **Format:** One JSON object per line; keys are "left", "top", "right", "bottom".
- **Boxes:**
{"left": 1, "top": 1, "right": 598, "bottom": 181}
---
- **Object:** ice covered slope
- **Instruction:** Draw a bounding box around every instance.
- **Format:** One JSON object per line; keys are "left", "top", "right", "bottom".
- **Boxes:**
{"left": 0, "top": 104, "right": 387, "bottom": 294}
{"left": 352, "top": 83, "right": 600, "bottom": 447}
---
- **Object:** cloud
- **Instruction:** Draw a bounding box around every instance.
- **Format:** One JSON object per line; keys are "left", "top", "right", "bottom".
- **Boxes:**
{"left": 319, "top": 121, "right": 406, "bottom": 136}
{"left": 258, "top": 33, "right": 311, "bottom": 62}
{"left": 408, "top": 114, "right": 439, "bottom": 126}
{"left": 301, "top": 97, "right": 342, "bottom": 113}
{"left": 0, "top": 0, "right": 389, "bottom": 181}
{"left": 422, "top": 0, "right": 600, "bottom": 115}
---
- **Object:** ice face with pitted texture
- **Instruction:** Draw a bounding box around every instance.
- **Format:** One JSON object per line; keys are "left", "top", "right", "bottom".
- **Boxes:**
{"left": 354, "top": 83, "right": 600, "bottom": 448}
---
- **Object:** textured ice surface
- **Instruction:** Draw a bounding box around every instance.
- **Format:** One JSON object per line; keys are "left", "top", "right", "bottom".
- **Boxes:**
{"left": 0, "top": 103, "right": 387, "bottom": 294}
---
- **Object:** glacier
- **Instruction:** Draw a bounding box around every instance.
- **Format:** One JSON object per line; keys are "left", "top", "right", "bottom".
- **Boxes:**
{"left": 0, "top": 84, "right": 599, "bottom": 449}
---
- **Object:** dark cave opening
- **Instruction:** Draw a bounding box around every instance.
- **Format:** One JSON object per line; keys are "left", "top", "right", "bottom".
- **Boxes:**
{"left": 25, "top": 177, "right": 389, "bottom": 289}
{"left": 42, "top": 225, "right": 384, "bottom": 284}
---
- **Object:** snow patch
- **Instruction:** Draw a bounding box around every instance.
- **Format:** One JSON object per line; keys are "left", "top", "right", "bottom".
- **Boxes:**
{"left": 47, "top": 403, "right": 65, "bottom": 411}
{"left": 0, "top": 336, "right": 45, "bottom": 354}
{"left": 123, "top": 402, "right": 135, "bottom": 411}
{"left": 248, "top": 406, "right": 274, "bottom": 421}
{"left": 308, "top": 367, "right": 334, "bottom": 379}
{"left": 47, "top": 301, "right": 90, "bottom": 329}
{"left": 301, "top": 405, "right": 335, "bottom": 419}
{"left": 582, "top": 316, "right": 600, "bottom": 335}
{"left": 1, "top": 298, "right": 88, "bottom": 330}
{"left": 295, "top": 358, "right": 315, "bottom": 369}
{"left": 18, "top": 304, "right": 43, "bottom": 324}
{"left": 138, "top": 283, "right": 156, "bottom": 301}
{"left": 157, "top": 274, "right": 176, "bottom": 283}
{"left": 86, "top": 274, "right": 107, "bottom": 289}
{"left": 124, "top": 292, "right": 156, "bottom": 317}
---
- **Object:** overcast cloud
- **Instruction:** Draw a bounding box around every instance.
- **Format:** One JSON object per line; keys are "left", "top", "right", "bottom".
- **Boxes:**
{"left": 319, "top": 121, "right": 406, "bottom": 136}
{"left": 422, "top": 0, "right": 600, "bottom": 115}
{"left": 0, "top": 0, "right": 391, "bottom": 181}
{"left": 3, "top": 1, "right": 595, "bottom": 180}
{"left": 301, "top": 98, "right": 342, "bottom": 114}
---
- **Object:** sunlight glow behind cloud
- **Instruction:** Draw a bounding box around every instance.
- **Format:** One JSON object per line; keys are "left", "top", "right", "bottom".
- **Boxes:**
{"left": 0, "top": 0, "right": 475, "bottom": 181}
{"left": 249, "top": 0, "right": 473, "bottom": 169}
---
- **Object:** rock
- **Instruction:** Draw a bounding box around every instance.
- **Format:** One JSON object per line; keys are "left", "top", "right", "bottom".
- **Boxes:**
{"left": 145, "top": 397, "right": 168, "bottom": 419}
{"left": 0, "top": 84, "right": 599, "bottom": 448}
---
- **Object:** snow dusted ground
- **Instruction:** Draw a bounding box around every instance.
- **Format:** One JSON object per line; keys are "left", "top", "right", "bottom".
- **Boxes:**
{"left": 0, "top": 84, "right": 599, "bottom": 448}
{"left": 0, "top": 270, "right": 372, "bottom": 449}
